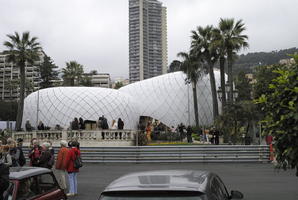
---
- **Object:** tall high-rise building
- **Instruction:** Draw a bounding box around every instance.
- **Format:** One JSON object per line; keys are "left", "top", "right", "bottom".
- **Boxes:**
{"left": 0, "top": 51, "right": 45, "bottom": 101}
{"left": 129, "top": 0, "right": 168, "bottom": 83}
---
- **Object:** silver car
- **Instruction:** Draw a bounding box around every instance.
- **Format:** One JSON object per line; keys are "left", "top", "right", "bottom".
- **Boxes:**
{"left": 99, "top": 170, "right": 243, "bottom": 200}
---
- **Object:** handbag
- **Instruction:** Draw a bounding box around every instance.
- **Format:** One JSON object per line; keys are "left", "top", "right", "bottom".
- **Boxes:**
{"left": 74, "top": 153, "right": 83, "bottom": 169}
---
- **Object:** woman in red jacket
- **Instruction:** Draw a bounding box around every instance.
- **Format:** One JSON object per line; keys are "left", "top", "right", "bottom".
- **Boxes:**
{"left": 64, "top": 141, "right": 80, "bottom": 197}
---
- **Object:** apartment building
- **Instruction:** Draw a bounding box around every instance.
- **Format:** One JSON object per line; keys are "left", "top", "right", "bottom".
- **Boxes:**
{"left": 0, "top": 51, "right": 44, "bottom": 101}
{"left": 129, "top": 0, "right": 168, "bottom": 83}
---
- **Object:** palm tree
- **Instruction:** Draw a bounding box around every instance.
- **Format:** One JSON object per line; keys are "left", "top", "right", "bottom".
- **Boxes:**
{"left": 3, "top": 32, "right": 41, "bottom": 130}
{"left": 191, "top": 25, "right": 219, "bottom": 120}
{"left": 212, "top": 28, "right": 227, "bottom": 110}
{"left": 168, "top": 60, "right": 182, "bottom": 72}
{"left": 62, "top": 61, "right": 84, "bottom": 86}
{"left": 178, "top": 51, "right": 202, "bottom": 127}
{"left": 217, "top": 18, "right": 248, "bottom": 103}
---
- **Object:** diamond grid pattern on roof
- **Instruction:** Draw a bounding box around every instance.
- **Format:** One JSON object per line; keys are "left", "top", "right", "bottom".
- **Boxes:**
{"left": 23, "top": 71, "right": 222, "bottom": 129}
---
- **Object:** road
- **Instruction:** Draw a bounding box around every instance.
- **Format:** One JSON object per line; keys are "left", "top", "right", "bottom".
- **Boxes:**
{"left": 65, "top": 163, "right": 298, "bottom": 200}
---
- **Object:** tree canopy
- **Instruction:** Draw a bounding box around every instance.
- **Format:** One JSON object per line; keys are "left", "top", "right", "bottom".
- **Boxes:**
{"left": 255, "top": 59, "right": 298, "bottom": 176}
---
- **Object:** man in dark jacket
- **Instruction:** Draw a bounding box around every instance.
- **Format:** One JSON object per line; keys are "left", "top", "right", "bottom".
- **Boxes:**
{"left": 0, "top": 162, "right": 9, "bottom": 200}
{"left": 16, "top": 138, "right": 26, "bottom": 166}
{"left": 38, "top": 143, "right": 53, "bottom": 169}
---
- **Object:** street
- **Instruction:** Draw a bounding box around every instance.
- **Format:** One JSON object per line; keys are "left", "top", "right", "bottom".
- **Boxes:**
{"left": 65, "top": 163, "right": 298, "bottom": 200}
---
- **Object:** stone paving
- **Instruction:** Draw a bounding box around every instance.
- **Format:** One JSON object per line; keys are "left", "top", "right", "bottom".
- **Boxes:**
{"left": 66, "top": 163, "right": 298, "bottom": 200}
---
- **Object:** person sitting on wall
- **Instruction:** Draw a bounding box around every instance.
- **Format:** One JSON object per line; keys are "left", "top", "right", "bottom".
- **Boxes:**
{"left": 25, "top": 120, "right": 32, "bottom": 132}
{"left": 37, "top": 121, "right": 45, "bottom": 130}
{"left": 79, "top": 117, "right": 85, "bottom": 130}
{"left": 71, "top": 118, "right": 79, "bottom": 130}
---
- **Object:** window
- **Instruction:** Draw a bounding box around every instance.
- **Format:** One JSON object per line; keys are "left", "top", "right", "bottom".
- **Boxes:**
{"left": 211, "top": 177, "right": 229, "bottom": 200}
{"left": 38, "top": 173, "right": 59, "bottom": 193}
{"left": 17, "top": 177, "right": 38, "bottom": 200}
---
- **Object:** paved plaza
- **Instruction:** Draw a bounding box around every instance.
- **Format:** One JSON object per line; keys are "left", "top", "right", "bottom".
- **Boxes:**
{"left": 65, "top": 162, "right": 298, "bottom": 200}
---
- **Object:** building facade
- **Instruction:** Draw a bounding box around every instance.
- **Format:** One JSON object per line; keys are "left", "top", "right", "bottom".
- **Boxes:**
{"left": 0, "top": 51, "right": 44, "bottom": 101}
{"left": 129, "top": 0, "right": 168, "bottom": 83}
{"left": 90, "top": 73, "right": 111, "bottom": 88}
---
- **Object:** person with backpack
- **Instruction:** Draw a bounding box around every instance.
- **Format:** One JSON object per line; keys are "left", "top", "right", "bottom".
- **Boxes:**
{"left": 64, "top": 141, "right": 81, "bottom": 197}
{"left": 0, "top": 145, "right": 10, "bottom": 200}
{"left": 38, "top": 142, "right": 54, "bottom": 169}
{"left": 28, "top": 139, "right": 42, "bottom": 167}
{"left": 16, "top": 138, "right": 26, "bottom": 166}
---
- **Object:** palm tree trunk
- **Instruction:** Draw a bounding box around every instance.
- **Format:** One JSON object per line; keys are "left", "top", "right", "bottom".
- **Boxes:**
{"left": 71, "top": 78, "right": 75, "bottom": 86}
{"left": 227, "top": 50, "right": 233, "bottom": 103}
{"left": 219, "top": 56, "right": 226, "bottom": 112}
{"left": 192, "top": 81, "right": 199, "bottom": 127}
{"left": 16, "top": 64, "right": 25, "bottom": 131}
{"left": 208, "top": 63, "right": 219, "bottom": 121}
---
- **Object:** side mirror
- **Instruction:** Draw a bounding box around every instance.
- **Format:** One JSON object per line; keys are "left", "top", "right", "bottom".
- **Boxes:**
{"left": 230, "top": 190, "right": 244, "bottom": 199}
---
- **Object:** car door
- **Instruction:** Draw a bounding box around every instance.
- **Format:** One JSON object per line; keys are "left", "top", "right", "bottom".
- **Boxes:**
{"left": 34, "top": 173, "right": 65, "bottom": 200}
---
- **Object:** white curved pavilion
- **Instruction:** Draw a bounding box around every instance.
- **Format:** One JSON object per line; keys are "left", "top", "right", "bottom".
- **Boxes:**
{"left": 22, "top": 71, "right": 222, "bottom": 129}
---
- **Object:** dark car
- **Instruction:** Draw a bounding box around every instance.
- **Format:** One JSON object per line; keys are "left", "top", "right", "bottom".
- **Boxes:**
{"left": 99, "top": 170, "right": 243, "bottom": 200}
{"left": 4, "top": 167, "right": 66, "bottom": 200}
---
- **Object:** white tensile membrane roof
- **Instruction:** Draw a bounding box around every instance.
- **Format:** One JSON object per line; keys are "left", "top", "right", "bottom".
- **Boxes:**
{"left": 22, "top": 71, "right": 222, "bottom": 129}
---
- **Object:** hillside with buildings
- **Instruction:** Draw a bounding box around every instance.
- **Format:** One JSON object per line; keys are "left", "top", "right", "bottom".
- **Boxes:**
{"left": 232, "top": 47, "right": 298, "bottom": 74}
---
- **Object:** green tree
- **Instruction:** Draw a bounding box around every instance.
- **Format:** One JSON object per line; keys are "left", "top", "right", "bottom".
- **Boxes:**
{"left": 168, "top": 60, "right": 182, "bottom": 72}
{"left": 256, "top": 62, "right": 298, "bottom": 176}
{"left": 40, "top": 55, "right": 59, "bottom": 89}
{"left": 90, "top": 70, "right": 98, "bottom": 75}
{"left": 217, "top": 18, "right": 248, "bottom": 103}
{"left": 253, "top": 64, "right": 281, "bottom": 99}
{"left": 235, "top": 71, "right": 252, "bottom": 101}
{"left": 178, "top": 52, "right": 203, "bottom": 126}
{"left": 80, "top": 75, "right": 92, "bottom": 86}
{"left": 191, "top": 25, "right": 219, "bottom": 120}
{"left": 3, "top": 32, "right": 41, "bottom": 130}
{"left": 114, "top": 82, "right": 124, "bottom": 89}
{"left": 62, "top": 61, "right": 84, "bottom": 86}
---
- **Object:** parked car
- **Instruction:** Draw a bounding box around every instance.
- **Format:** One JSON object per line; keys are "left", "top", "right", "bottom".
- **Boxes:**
{"left": 4, "top": 167, "right": 66, "bottom": 200}
{"left": 99, "top": 170, "right": 243, "bottom": 200}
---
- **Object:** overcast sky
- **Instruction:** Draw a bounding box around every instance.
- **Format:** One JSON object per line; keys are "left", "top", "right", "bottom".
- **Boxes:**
{"left": 0, "top": 0, "right": 297, "bottom": 79}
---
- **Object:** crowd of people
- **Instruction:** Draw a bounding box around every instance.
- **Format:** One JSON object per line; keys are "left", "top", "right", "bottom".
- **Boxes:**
{"left": 70, "top": 116, "right": 125, "bottom": 131}
{"left": 0, "top": 138, "right": 82, "bottom": 198}
{"left": 24, "top": 116, "right": 125, "bottom": 133}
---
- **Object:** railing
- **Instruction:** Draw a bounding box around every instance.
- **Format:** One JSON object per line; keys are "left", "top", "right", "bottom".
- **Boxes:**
{"left": 12, "top": 130, "right": 137, "bottom": 146}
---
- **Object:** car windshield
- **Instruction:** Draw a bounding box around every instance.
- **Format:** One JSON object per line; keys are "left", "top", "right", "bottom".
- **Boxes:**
{"left": 99, "top": 191, "right": 205, "bottom": 200}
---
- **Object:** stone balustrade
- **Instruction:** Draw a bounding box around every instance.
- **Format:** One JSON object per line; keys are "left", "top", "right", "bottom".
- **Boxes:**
{"left": 12, "top": 130, "right": 137, "bottom": 147}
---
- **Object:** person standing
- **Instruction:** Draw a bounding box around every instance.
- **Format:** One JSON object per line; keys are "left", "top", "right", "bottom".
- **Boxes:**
{"left": 0, "top": 151, "right": 10, "bottom": 200}
{"left": 28, "top": 139, "right": 41, "bottom": 167}
{"left": 0, "top": 146, "right": 12, "bottom": 167}
{"left": 146, "top": 122, "right": 152, "bottom": 142}
{"left": 55, "top": 140, "right": 69, "bottom": 192}
{"left": 16, "top": 138, "right": 26, "bottom": 166}
{"left": 65, "top": 141, "right": 81, "bottom": 197}
{"left": 186, "top": 126, "right": 193, "bottom": 143}
{"left": 38, "top": 143, "right": 53, "bottom": 169}
{"left": 117, "top": 118, "right": 124, "bottom": 139}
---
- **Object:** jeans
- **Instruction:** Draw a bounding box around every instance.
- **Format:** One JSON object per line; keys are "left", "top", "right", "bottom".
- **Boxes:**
{"left": 68, "top": 172, "right": 78, "bottom": 194}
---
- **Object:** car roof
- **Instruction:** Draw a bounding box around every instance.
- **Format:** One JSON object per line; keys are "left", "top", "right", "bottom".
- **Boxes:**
{"left": 9, "top": 167, "right": 52, "bottom": 180}
{"left": 103, "top": 170, "right": 213, "bottom": 193}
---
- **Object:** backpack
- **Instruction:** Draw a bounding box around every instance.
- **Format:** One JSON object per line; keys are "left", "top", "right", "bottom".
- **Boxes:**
{"left": 74, "top": 153, "right": 83, "bottom": 169}
{"left": 18, "top": 148, "right": 26, "bottom": 167}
